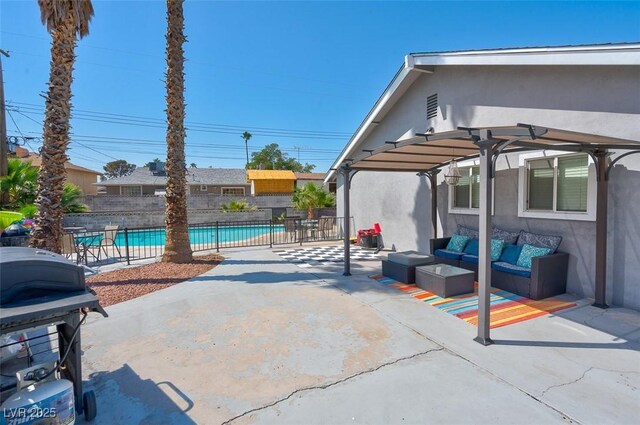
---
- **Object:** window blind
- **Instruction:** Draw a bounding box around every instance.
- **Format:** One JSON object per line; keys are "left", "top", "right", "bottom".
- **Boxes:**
{"left": 528, "top": 159, "right": 554, "bottom": 210}
{"left": 557, "top": 156, "right": 588, "bottom": 212}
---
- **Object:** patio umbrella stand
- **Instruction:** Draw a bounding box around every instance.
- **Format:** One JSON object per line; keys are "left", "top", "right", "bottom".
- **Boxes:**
{"left": 0, "top": 247, "right": 108, "bottom": 423}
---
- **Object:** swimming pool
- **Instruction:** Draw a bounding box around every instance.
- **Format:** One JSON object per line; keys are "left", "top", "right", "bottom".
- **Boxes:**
{"left": 114, "top": 224, "right": 284, "bottom": 247}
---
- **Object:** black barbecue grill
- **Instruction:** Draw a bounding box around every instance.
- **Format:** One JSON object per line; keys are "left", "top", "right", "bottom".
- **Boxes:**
{"left": 0, "top": 247, "right": 107, "bottom": 421}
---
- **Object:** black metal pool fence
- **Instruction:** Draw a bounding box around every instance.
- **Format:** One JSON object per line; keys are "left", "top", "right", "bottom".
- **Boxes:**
{"left": 0, "top": 216, "right": 353, "bottom": 265}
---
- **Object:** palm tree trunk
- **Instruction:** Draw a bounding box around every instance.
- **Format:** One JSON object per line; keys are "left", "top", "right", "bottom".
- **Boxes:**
{"left": 29, "top": 11, "right": 76, "bottom": 253}
{"left": 162, "top": 0, "right": 192, "bottom": 263}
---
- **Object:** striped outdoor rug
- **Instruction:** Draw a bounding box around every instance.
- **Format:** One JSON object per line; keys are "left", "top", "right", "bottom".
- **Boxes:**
{"left": 370, "top": 274, "right": 576, "bottom": 329}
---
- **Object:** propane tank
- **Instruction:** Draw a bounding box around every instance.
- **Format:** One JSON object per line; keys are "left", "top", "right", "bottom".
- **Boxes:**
{"left": 0, "top": 379, "right": 75, "bottom": 425}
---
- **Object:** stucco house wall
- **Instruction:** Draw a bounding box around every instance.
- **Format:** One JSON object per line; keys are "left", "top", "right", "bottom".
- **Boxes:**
{"left": 337, "top": 63, "right": 640, "bottom": 309}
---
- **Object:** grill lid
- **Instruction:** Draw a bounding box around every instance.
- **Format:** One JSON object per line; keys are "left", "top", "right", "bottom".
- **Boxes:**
{"left": 0, "top": 247, "right": 86, "bottom": 306}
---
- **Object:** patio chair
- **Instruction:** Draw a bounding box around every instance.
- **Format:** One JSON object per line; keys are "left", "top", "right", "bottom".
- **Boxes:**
{"left": 97, "top": 225, "right": 122, "bottom": 260}
{"left": 284, "top": 218, "right": 300, "bottom": 242}
{"left": 318, "top": 216, "right": 335, "bottom": 239}
{"left": 62, "top": 232, "right": 82, "bottom": 264}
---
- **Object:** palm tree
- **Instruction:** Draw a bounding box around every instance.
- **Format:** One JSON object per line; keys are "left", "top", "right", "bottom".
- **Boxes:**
{"left": 241, "top": 131, "right": 252, "bottom": 168}
{"left": 162, "top": 0, "right": 192, "bottom": 263}
{"left": 29, "top": 0, "right": 94, "bottom": 253}
{"left": 292, "top": 183, "right": 336, "bottom": 219}
{"left": 0, "top": 159, "right": 38, "bottom": 208}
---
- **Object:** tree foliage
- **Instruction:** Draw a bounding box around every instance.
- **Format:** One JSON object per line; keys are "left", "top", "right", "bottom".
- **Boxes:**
{"left": 0, "top": 159, "right": 88, "bottom": 217}
{"left": 292, "top": 183, "right": 335, "bottom": 219}
{"left": 0, "top": 159, "right": 38, "bottom": 208}
{"left": 247, "top": 143, "right": 315, "bottom": 172}
{"left": 144, "top": 158, "right": 163, "bottom": 168}
{"left": 103, "top": 159, "right": 136, "bottom": 179}
{"left": 221, "top": 199, "right": 256, "bottom": 212}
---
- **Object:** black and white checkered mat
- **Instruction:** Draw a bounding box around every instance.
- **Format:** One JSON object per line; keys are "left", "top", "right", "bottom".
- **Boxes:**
{"left": 274, "top": 245, "right": 380, "bottom": 268}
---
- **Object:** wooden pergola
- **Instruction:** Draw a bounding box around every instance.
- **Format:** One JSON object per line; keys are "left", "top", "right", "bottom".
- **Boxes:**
{"left": 339, "top": 124, "right": 640, "bottom": 345}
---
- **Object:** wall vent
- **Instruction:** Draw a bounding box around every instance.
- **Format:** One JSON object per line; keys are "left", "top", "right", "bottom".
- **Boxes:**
{"left": 426, "top": 93, "right": 438, "bottom": 119}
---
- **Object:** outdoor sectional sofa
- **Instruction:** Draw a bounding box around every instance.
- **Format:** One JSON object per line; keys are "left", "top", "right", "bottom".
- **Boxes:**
{"left": 429, "top": 225, "right": 569, "bottom": 300}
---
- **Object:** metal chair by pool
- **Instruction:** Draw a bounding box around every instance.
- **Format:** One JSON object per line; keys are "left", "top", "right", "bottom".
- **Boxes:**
{"left": 97, "top": 225, "right": 122, "bottom": 260}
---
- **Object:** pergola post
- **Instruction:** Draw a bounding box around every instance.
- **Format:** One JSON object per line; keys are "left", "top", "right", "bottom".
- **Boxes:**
{"left": 427, "top": 170, "right": 439, "bottom": 238}
{"left": 474, "top": 138, "right": 494, "bottom": 346}
{"left": 593, "top": 150, "right": 609, "bottom": 308}
{"left": 342, "top": 166, "right": 351, "bottom": 276}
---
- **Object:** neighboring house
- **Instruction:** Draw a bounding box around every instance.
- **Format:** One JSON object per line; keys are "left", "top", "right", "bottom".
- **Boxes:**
{"left": 13, "top": 147, "right": 102, "bottom": 195}
{"left": 294, "top": 172, "right": 335, "bottom": 192}
{"left": 327, "top": 43, "right": 640, "bottom": 310}
{"left": 98, "top": 166, "right": 250, "bottom": 196}
{"left": 247, "top": 170, "right": 296, "bottom": 195}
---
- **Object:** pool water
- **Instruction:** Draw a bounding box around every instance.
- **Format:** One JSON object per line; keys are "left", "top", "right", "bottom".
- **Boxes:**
{"left": 114, "top": 224, "right": 284, "bottom": 247}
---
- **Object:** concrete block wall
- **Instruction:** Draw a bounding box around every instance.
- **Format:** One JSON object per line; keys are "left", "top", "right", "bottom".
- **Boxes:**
{"left": 80, "top": 194, "right": 293, "bottom": 212}
{"left": 64, "top": 209, "right": 271, "bottom": 231}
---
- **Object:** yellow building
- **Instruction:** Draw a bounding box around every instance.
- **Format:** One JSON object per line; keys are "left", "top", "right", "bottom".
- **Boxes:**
{"left": 246, "top": 170, "right": 296, "bottom": 195}
{"left": 12, "top": 147, "right": 102, "bottom": 195}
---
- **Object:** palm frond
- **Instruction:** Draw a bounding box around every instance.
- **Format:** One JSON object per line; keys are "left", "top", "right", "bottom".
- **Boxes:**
{"left": 38, "top": 0, "right": 94, "bottom": 38}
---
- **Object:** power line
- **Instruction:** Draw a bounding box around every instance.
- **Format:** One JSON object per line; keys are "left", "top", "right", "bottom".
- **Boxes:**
{"left": 8, "top": 101, "right": 352, "bottom": 138}
{"left": 11, "top": 109, "right": 343, "bottom": 155}
{"left": 5, "top": 109, "right": 37, "bottom": 151}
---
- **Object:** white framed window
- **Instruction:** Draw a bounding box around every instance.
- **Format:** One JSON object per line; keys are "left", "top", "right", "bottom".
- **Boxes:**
{"left": 518, "top": 151, "right": 596, "bottom": 221}
{"left": 448, "top": 160, "right": 494, "bottom": 215}
{"left": 120, "top": 186, "right": 142, "bottom": 196}
{"left": 200, "top": 185, "right": 208, "bottom": 192}
{"left": 222, "top": 187, "right": 246, "bottom": 196}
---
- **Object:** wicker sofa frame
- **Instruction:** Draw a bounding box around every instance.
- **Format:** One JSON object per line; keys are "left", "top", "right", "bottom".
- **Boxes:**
{"left": 430, "top": 237, "right": 569, "bottom": 300}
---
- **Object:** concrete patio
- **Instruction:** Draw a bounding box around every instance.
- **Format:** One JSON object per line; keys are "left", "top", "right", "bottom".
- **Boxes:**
{"left": 80, "top": 245, "right": 640, "bottom": 424}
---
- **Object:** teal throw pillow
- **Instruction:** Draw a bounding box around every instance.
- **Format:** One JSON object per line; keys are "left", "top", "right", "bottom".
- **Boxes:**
{"left": 491, "top": 239, "right": 505, "bottom": 261}
{"left": 500, "top": 245, "right": 522, "bottom": 265}
{"left": 463, "top": 238, "right": 479, "bottom": 255}
{"left": 516, "top": 244, "right": 552, "bottom": 269}
{"left": 446, "top": 234, "right": 470, "bottom": 253}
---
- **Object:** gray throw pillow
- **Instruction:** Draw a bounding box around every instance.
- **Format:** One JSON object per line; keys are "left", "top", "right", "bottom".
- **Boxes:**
{"left": 456, "top": 224, "right": 479, "bottom": 239}
{"left": 516, "top": 230, "right": 562, "bottom": 253}
{"left": 492, "top": 226, "right": 520, "bottom": 245}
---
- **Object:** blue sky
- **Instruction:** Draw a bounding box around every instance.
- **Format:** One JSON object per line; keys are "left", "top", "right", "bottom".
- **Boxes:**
{"left": 2, "top": 1, "right": 639, "bottom": 173}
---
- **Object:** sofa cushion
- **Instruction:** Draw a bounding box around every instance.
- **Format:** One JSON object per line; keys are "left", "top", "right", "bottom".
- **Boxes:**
{"left": 456, "top": 224, "right": 479, "bottom": 239}
{"left": 516, "top": 244, "right": 552, "bottom": 269}
{"left": 492, "top": 226, "right": 520, "bottom": 245}
{"left": 463, "top": 238, "right": 479, "bottom": 255}
{"left": 491, "top": 239, "right": 505, "bottom": 261}
{"left": 446, "top": 234, "right": 470, "bottom": 252}
{"left": 492, "top": 261, "right": 532, "bottom": 278}
{"left": 434, "top": 249, "right": 463, "bottom": 261}
{"left": 461, "top": 254, "right": 478, "bottom": 264}
{"left": 460, "top": 240, "right": 503, "bottom": 263}
{"left": 517, "top": 230, "right": 562, "bottom": 253}
{"left": 499, "top": 244, "right": 522, "bottom": 265}
{"left": 387, "top": 250, "right": 434, "bottom": 267}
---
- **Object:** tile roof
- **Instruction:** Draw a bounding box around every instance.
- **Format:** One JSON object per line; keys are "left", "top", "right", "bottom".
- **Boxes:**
{"left": 294, "top": 172, "right": 326, "bottom": 180}
{"left": 99, "top": 167, "right": 248, "bottom": 186}
{"left": 18, "top": 153, "right": 102, "bottom": 175}
{"left": 246, "top": 170, "right": 296, "bottom": 180}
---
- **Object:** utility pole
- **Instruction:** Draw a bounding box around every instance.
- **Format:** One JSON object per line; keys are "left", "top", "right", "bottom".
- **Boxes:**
{"left": 293, "top": 145, "right": 300, "bottom": 162}
{"left": 0, "top": 49, "right": 10, "bottom": 206}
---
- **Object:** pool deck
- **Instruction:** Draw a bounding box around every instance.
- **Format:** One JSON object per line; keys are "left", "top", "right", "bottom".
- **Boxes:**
{"left": 80, "top": 244, "right": 640, "bottom": 424}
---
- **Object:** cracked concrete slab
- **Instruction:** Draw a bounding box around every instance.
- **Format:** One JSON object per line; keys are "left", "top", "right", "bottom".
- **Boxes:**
{"left": 232, "top": 349, "right": 573, "bottom": 425}
{"left": 81, "top": 248, "right": 438, "bottom": 424}
{"left": 78, "top": 245, "right": 640, "bottom": 425}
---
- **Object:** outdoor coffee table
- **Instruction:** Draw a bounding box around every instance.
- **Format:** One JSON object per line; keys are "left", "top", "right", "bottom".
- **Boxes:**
{"left": 382, "top": 251, "right": 434, "bottom": 284}
{"left": 415, "top": 264, "right": 475, "bottom": 297}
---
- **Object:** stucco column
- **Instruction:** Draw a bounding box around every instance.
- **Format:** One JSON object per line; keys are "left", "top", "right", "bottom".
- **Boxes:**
{"left": 342, "top": 166, "right": 351, "bottom": 276}
{"left": 593, "top": 151, "right": 609, "bottom": 308}
{"left": 475, "top": 138, "right": 493, "bottom": 346}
